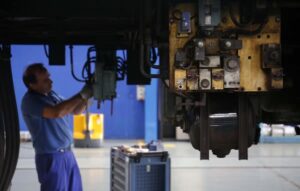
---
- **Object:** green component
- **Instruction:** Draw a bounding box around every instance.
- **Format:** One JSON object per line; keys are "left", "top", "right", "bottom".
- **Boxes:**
{"left": 93, "top": 50, "right": 117, "bottom": 102}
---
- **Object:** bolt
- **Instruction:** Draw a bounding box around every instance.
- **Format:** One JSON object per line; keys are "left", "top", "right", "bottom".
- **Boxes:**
{"left": 269, "top": 51, "right": 279, "bottom": 60}
{"left": 198, "top": 41, "right": 204, "bottom": 48}
{"left": 201, "top": 79, "right": 210, "bottom": 88}
{"left": 225, "top": 41, "right": 232, "bottom": 48}
{"left": 202, "top": 57, "right": 210, "bottom": 65}
{"left": 222, "top": 17, "right": 227, "bottom": 23}
{"left": 205, "top": 30, "right": 212, "bottom": 36}
{"left": 227, "top": 59, "right": 238, "bottom": 69}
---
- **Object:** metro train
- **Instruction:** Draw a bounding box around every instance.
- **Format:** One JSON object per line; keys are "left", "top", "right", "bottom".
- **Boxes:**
{"left": 1, "top": 0, "right": 300, "bottom": 190}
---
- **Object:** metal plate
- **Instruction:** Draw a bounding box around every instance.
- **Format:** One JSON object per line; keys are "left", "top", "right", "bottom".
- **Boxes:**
{"left": 199, "top": 69, "right": 211, "bottom": 90}
{"left": 174, "top": 69, "right": 187, "bottom": 90}
{"left": 212, "top": 68, "right": 224, "bottom": 90}
{"left": 200, "top": 56, "right": 221, "bottom": 68}
{"left": 224, "top": 57, "right": 240, "bottom": 89}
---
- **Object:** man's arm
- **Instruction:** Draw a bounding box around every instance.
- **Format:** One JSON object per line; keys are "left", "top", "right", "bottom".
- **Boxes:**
{"left": 43, "top": 94, "right": 84, "bottom": 118}
{"left": 72, "top": 99, "right": 88, "bottom": 115}
{"left": 43, "top": 84, "right": 93, "bottom": 118}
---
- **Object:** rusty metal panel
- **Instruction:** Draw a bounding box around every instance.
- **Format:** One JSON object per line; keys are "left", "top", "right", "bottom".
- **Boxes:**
{"left": 238, "top": 16, "right": 281, "bottom": 92}
{"left": 212, "top": 68, "right": 224, "bottom": 90}
{"left": 199, "top": 56, "right": 221, "bottom": 68}
{"left": 174, "top": 69, "right": 187, "bottom": 90}
{"left": 271, "top": 68, "right": 284, "bottom": 89}
{"left": 187, "top": 68, "right": 199, "bottom": 90}
{"left": 199, "top": 69, "right": 211, "bottom": 90}
{"left": 170, "top": 4, "right": 281, "bottom": 92}
{"left": 204, "top": 38, "right": 220, "bottom": 55}
{"left": 169, "top": 4, "right": 197, "bottom": 90}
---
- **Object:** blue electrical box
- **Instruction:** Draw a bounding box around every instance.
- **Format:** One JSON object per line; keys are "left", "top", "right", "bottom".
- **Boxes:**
{"left": 110, "top": 146, "right": 171, "bottom": 191}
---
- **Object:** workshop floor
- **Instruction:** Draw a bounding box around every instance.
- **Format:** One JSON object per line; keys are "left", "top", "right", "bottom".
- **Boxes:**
{"left": 12, "top": 140, "right": 300, "bottom": 191}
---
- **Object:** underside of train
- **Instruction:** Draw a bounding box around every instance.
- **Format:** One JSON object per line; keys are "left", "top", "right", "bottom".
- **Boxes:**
{"left": 1, "top": 0, "right": 300, "bottom": 190}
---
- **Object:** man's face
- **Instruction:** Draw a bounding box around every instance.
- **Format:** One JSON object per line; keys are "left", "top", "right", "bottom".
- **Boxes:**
{"left": 30, "top": 70, "right": 53, "bottom": 94}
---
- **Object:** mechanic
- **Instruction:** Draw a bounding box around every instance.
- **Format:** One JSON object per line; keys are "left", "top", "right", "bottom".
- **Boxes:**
{"left": 21, "top": 63, "right": 92, "bottom": 191}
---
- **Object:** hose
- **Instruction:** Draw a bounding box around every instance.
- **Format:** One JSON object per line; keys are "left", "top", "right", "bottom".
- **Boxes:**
{"left": 69, "top": 45, "right": 86, "bottom": 82}
{"left": 0, "top": 45, "right": 20, "bottom": 191}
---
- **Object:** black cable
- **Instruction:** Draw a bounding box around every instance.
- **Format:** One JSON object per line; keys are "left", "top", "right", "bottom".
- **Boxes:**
{"left": 86, "top": 46, "right": 96, "bottom": 61}
{"left": 229, "top": 1, "right": 254, "bottom": 28}
{"left": 116, "top": 56, "right": 126, "bottom": 80}
{"left": 150, "top": 47, "right": 157, "bottom": 64}
{"left": 139, "top": 40, "right": 162, "bottom": 78}
{"left": 145, "top": 45, "right": 162, "bottom": 69}
{"left": 0, "top": 46, "right": 11, "bottom": 191}
{"left": 81, "top": 61, "right": 90, "bottom": 80}
{"left": 161, "top": 79, "right": 191, "bottom": 99}
{"left": 0, "top": 45, "right": 20, "bottom": 191}
{"left": 225, "top": 18, "right": 268, "bottom": 36}
{"left": 83, "top": 47, "right": 97, "bottom": 82}
{"left": 4, "top": 54, "right": 19, "bottom": 191}
{"left": 122, "top": 50, "right": 127, "bottom": 61}
{"left": 171, "top": 9, "right": 196, "bottom": 21}
{"left": 227, "top": 1, "right": 270, "bottom": 36}
{"left": 69, "top": 45, "right": 85, "bottom": 82}
{"left": 43, "top": 44, "right": 49, "bottom": 58}
{"left": 81, "top": 58, "right": 95, "bottom": 81}
{"left": 171, "top": 9, "right": 182, "bottom": 20}
{"left": 0, "top": 101, "right": 5, "bottom": 185}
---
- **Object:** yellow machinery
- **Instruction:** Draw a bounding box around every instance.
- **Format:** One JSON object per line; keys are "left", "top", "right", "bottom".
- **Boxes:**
{"left": 73, "top": 113, "right": 104, "bottom": 148}
{"left": 169, "top": 3, "right": 281, "bottom": 92}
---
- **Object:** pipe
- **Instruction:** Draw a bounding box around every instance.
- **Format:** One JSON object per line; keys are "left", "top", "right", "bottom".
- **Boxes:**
{"left": 0, "top": 44, "right": 20, "bottom": 191}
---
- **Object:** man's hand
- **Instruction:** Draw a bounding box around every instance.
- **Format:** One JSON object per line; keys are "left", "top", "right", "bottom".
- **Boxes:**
{"left": 43, "top": 85, "right": 93, "bottom": 118}
{"left": 79, "top": 84, "right": 93, "bottom": 100}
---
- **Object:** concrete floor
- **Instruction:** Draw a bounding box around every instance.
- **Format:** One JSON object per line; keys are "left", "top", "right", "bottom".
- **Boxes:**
{"left": 12, "top": 140, "right": 300, "bottom": 191}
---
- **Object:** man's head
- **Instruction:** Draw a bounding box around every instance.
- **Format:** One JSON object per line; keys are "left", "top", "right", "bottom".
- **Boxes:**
{"left": 23, "top": 63, "right": 53, "bottom": 94}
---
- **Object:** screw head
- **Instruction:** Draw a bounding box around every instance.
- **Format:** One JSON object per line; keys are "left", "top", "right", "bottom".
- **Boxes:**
{"left": 198, "top": 41, "right": 204, "bottom": 48}
{"left": 201, "top": 79, "right": 210, "bottom": 88}
{"left": 227, "top": 59, "right": 238, "bottom": 69}
{"left": 225, "top": 41, "right": 232, "bottom": 48}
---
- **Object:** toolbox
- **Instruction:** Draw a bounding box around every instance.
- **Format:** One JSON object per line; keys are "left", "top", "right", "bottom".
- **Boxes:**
{"left": 110, "top": 145, "right": 171, "bottom": 191}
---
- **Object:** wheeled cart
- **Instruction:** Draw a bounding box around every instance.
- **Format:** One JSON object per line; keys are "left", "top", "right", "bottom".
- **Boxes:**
{"left": 110, "top": 146, "right": 171, "bottom": 191}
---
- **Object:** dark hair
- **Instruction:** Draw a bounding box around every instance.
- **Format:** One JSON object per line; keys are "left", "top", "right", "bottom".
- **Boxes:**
{"left": 23, "top": 63, "right": 47, "bottom": 88}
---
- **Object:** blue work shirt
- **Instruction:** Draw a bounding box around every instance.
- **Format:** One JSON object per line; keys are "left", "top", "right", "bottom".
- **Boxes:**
{"left": 21, "top": 90, "right": 73, "bottom": 154}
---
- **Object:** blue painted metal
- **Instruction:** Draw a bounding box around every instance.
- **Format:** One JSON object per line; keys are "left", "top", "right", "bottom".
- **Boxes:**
{"left": 260, "top": 136, "right": 300, "bottom": 143}
{"left": 130, "top": 157, "right": 171, "bottom": 191}
{"left": 145, "top": 67, "right": 158, "bottom": 142}
{"left": 111, "top": 147, "right": 171, "bottom": 191}
{"left": 11, "top": 46, "right": 144, "bottom": 139}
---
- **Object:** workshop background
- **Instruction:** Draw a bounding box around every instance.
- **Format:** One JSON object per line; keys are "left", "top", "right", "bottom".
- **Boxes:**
{"left": 8, "top": 45, "right": 300, "bottom": 191}
{"left": 12, "top": 45, "right": 149, "bottom": 139}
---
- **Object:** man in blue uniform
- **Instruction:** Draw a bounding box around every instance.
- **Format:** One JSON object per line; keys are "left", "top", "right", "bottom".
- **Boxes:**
{"left": 21, "top": 63, "right": 92, "bottom": 191}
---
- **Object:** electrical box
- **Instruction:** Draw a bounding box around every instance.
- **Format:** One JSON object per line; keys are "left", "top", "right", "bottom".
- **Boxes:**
{"left": 93, "top": 50, "right": 117, "bottom": 102}
{"left": 111, "top": 146, "right": 170, "bottom": 191}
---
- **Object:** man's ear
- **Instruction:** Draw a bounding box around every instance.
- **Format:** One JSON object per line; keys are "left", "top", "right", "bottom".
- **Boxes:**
{"left": 29, "top": 83, "right": 36, "bottom": 90}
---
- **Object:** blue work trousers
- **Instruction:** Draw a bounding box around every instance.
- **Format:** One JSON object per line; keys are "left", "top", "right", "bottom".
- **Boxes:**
{"left": 35, "top": 151, "right": 82, "bottom": 191}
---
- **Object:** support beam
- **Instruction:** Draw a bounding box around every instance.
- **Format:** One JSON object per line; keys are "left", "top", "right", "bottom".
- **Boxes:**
{"left": 0, "top": 44, "right": 20, "bottom": 191}
{"left": 200, "top": 93, "right": 209, "bottom": 160}
{"left": 238, "top": 94, "right": 248, "bottom": 160}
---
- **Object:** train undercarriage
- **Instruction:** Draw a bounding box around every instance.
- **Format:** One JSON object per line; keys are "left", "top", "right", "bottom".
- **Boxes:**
{"left": 1, "top": 0, "right": 300, "bottom": 190}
